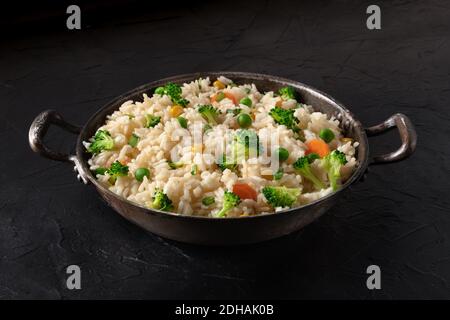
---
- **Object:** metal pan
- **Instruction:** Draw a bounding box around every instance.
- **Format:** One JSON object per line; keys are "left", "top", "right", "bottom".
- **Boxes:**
{"left": 29, "top": 72, "right": 417, "bottom": 245}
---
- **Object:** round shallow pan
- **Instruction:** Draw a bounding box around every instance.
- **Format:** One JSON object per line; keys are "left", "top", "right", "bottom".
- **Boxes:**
{"left": 29, "top": 72, "right": 417, "bottom": 245}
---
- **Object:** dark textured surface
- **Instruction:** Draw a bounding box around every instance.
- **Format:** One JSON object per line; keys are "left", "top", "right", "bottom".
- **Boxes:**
{"left": 1, "top": 0, "right": 449, "bottom": 299}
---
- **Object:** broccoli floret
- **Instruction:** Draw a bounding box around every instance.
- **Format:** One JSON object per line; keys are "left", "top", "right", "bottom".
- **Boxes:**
{"left": 262, "top": 186, "right": 300, "bottom": 208}
{"left": 145, "top": 114, "right": 161, "bottom": 128}
{"left": 198, "top": 104, "right": 220, "bottom": 125}
{"left": 94, "top": 167, "right": 108, "bottom": 175}
{"left": 151, "top": 188, "right": 174, "bottom": 211}
{"left": 216, "top": 190, "right": 240, "bottom": 217}
{"left": 106, "top": 161, "right": 129, "bottom": 184}
{"left": 321, "top": 150, "right": 348, "bottom": 191}
{"left": 305, "top": 152, "right": 320, "bottom": 163}
{"left": 269, "top": 107, "right": 299, "bottom": 132}
{"left": 232, "top": 129, "right": 261, "bottom": 160}
{"left": 167, "top": 161, "right": 184, "bottom": 170}
{"left": 293, "top": 156, "right": 326, "bottom": 190}
{"left": 278, "top": 86, "right": 299, "bottom": 100}
{"left": 217, "top": 154, "right": 237, "bottom": 171}
{"left": 88, "top": 130, "right": 114, "bottom": 154}
{"left": 157, "top": 83, "right": 189, "bottom": 107}
{"left": 273, "top": 168, "right": 284, "bottom": 180}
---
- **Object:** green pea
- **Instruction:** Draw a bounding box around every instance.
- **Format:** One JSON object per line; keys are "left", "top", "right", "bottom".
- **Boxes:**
{"left": 237, "top": 113, "right": 252, "bottom": 128}
{"left": 240, "top": 97, "right": 252, "bottom": 107}
{"left": 128, "top": 133, "right": 139, "bottom": 147}
{"left": 135, "top": 168, "right": 150, "bottom": 182}
{"left": 216, "top": 92, "right": 226, "bottom": 102}
{"left": 154, "top": 87, "right": 165, "bottom": 95}
{"left": 177, "top": 116, "right": 188, "bottom": 129}
{"left": 202, "top": 196, "right": 215, "bottom": 206}
{"left": 276, "top": 147, "right": 289, "bottom": 161}
{"left": 319, "top": 128, "right": 335, "bottom": 143}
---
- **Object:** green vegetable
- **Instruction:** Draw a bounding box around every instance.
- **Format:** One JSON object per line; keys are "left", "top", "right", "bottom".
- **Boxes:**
{"left": 94, "top": 167, "right": 108, "bottom": 175}
{"left": 167, "top": 161, "right": 184, "bottom": 170}
{"left": 198, "top": 104, "right": 220, "bottom": 125}
{"left": 275, "top": 147, "right": 289, "bottom": 161}
{"left": 128, "top": 133, "right": 140, "bottom": 147}
{"left": 232, "top": 129, "right": 261, "bottom": 160}
{"left": 305, "top": 153, "right": 320, "bottom": 163}
{"left": 177, "top": 116, "right": 188, "bottom": 129}
{"left": 135, "top": 168, "right": 150, "bottom": 182}
{"left": 321, "top": 150, "right": 347, "bottom": 191}
{"left": 203, "top": 124, "right": 212, "bottom": 133}
{"left": 269, "top": 107, "right": 299, "bottom": 132}
{"left": 262, "top": 186, "right": 300, "bottom": 208}
{"left": 151, "top": 189, "right": 174, "bottom": 211}
{"left": 191, "top": 164, "right": 198, "bottom": 175}
{"left": 154, "top": 87, "right": 165, "bottom": 95}
{"left": 226, "top": 108, "right": 242, "bottom": 116}
{"left": 156, "top": 83, "right": 189, "bottom": 107}
{"left": 278, "top": 86, "right": 298, "bottom": 100}
{"left": 106, "top": 161, "right": 129, "bottom": 184}
{"left": 217, "top": 154, "right": 237, "bottom": 172}
{"left": 237, "top": 113, "right": 252, "bottom": 128}
{"left": 202, "top": 196, "right": 215, "bottom": 206}
{"left": 145, "top": 114, "right": 161, "bottom": 128}
{"left": 216, "top": 190, "right": 240, "bottom": 217}
{"left": 239, "top": 97, "right": 252, "bottom": 107}
{"left": 216, "top": 92, "right": 226, "bottom": 101}
{"left": 293, "top": 156, "right": 325, "bottom": 190}
{"left": 274, "top": 168, "right": 284, "bottom": 180}
{"left": 319, "top": 128, "right": 335, "bottom": 143}
{"left": 87, "top": 130, "right": 114, "bottom": 154}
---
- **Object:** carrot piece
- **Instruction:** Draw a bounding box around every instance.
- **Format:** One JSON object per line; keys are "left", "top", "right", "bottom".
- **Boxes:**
{"left": 224, "top": 92, "right": 237, "bottom": 105}
{"left": 210, "top": 94, "right": 217, "bottom": 103}
{"left": 305, "top": 139, "right": 330, "bottom": 158}
{"left": 232, "top": 183, "right": 257, "bottom": 201}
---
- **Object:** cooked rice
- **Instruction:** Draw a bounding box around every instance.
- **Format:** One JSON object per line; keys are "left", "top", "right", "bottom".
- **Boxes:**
{"left": 85, "top": 76, "right": 359, "bottom": 217}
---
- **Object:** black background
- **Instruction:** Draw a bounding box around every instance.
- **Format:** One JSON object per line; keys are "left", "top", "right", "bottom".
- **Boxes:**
{"left": 1, "top": 0, "right": 449, "bottom": 299}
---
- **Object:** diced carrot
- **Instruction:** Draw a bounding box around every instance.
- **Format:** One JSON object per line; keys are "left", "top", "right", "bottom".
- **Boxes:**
{"left": 305, "top": 139, "right": 330, "bottom": 158}
{"left": 224, "top": 92, "right": 237, "bottom": 105}
{"left": 232, "top": 183, "right": 257, "bottom": 201}
{"left": 210, "top": 94, "right": 217, "bottom": 103}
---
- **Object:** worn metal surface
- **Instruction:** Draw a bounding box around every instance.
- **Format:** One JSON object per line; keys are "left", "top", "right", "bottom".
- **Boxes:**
{"left": 1, "top": 0, "right": 449, "bottom": 298}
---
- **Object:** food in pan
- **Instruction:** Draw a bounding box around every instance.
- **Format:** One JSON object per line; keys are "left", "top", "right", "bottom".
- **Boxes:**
{"left": 84, "top": 76, "right": 359, "bottom": 217}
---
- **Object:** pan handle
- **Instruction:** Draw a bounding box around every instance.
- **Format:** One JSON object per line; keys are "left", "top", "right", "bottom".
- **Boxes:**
{"left": 365, "top": 113, "right": 417, "bottom": 165}
{"left": 29, "top": 110, "right": 89, "bottom": 183}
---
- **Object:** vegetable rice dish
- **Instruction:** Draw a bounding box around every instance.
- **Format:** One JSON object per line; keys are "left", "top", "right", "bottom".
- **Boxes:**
{"left": 85, "top": 76, "right": 359, "bottom": 217}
